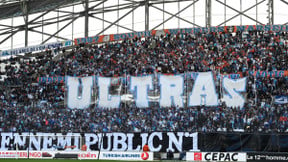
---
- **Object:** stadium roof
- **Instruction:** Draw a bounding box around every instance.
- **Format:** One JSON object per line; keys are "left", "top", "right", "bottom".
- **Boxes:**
{"left": 1, "top": 0, "right": 288, "bottom": 51}
{"left": 0, "top": 0, "right": 84, "bottom": 20}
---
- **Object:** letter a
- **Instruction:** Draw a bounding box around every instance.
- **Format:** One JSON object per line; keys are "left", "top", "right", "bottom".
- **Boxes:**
{"left": 188, "top": 72, "right": 218, "bottom": 106}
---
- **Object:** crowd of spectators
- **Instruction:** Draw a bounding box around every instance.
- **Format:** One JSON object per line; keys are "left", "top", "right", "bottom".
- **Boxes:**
{"left": 0, "top": 29, "right": 288, "bottom": 133}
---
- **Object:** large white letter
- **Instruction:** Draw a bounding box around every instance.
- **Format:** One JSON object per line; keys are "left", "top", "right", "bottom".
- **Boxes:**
{"left": 222, "top": 77, "right": 246, "bottom": 108}
{"left": 167, "top": 132, "right": 183, "bottom": 152}
{"left": 66, "top": 76, "right": 93, "bottom": 109}
{"left": 189, "top": 132, "right": 199, "bottom": 151}
{"left": 42, "top": 133, "right": 55, "bottom": 151}
{"left": 98, "top": 77, "right": 121, "bottom": 108}
{"left": 0, "top": 132, "right": 13, "bottom": 150}
{"left": 148, "top": 132, "right": 162, "bottom": 152}
{"left": 112, "top": 133, "right": 127, "bottom": 151}
{"left": 101, "top": 133, "right": 112, "bottom": 151}
{"left": 85, "top": 133, "right": 98, "bottom": 151}
{"left": 188, "top": 72, "right": 218, "bottom": 106}
{"left": 56, "top": 133, "right": 74, "bottom": 150}
{"left": 130, "top": 75, "right": 153, "bottom": 107}
{"left": 159, "top": 75, "right": 184, "bottom": 107}
{"left": 127, "top": 133, "right": 141, "bottom": 151}
{"left": 14, "top": 133, "right": 28, "bottom": 150}
{"left": 29, "top": 133, "right": 42, "bottom": 150}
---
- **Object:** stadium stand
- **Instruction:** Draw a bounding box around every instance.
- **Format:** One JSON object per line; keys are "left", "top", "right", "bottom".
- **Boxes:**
{"left": 0, "top": 29, "right": 288, "bottom": 133}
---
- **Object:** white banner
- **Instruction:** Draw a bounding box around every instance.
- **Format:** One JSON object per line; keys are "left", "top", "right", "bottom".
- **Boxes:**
{"left": 0, "top": 40, "right": 72, "bottom": 57}
{"left": 130, "top": 75, "right": 153, "bottom": 107}
{"left": 0, "top": 132, "right": 198, "bottom": 153}
{"left": 97, "top": 77, "right": 121, "bottom": 108}
{"left": 67, "top": 76, "right": 93, "bottom": 109}
{"left": 188, "top": 72, "right": 218, "bottom": 106}
{"left": 0, "top": 151, "right": 51, "bottom": 159}
{"left": 0, "top": 151, "right": 99, "bottom": 159}
{"left": 99, "top": 151, "right": 153, "bottom": 161}
{"left": 66, "top": 73, "right": 247, "bottom": 109}
{"left": 159, "top": 75, "right": 184, "bottom": 107}
{"left": 0, "top": 151, "right": 27, "bottom": 159}
{"left": 222, "top": 77, "right": 247, "bottom": 108}
{"left": 186, "top": 152, "right": 247, "bottom": 162}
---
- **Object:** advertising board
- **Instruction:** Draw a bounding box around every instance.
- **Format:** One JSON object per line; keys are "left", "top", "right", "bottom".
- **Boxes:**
{"left": 0, "top": 151, "right": 99, "bottom": 159}
{"left": 247, "top": 152, "right": 288, "bottom": 162}
{"left": 186, "top": 152, "right": 247, "bottom": 162}
{"left": 99, "top": 151, "right": 153, "bottom": 161}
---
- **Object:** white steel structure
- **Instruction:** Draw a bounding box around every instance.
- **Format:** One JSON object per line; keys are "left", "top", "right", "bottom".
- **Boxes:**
{"left": 0, "top": 0, "right": 287, "bottom": 50}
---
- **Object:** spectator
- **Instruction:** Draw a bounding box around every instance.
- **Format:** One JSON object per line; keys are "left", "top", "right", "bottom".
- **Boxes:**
{"left": 0, "top": 29, "right": 287, "bottom": 133}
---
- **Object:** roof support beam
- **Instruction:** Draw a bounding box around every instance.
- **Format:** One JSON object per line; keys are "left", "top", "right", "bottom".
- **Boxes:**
{"left": 215, "top": 0, "right": 264, "bottom": 25}
{"left": 0, "top": 32, "right": 16, "bottom": 45}
{"left": 41, "top": 16, "right": 79, "bottom": 44}
{"left": 205, "top": 0, "right": 211, "bottom": 27}
{"left": 89, "top": 14, "right": 136, "bottom": 32}
{"left": 0, "top": 1, "right": 108, "bottom": 37}
{"left": 150, "top": 4, "right": 201, "bottom": 27}
{"left": 217, "top": 0, "right": 265, "bottom": 26}
{"left": 151, "top": 0, "right": 199, "bottom": 30}
{"left": 95, "top": 2, "right": 141, "bottom": 36}
{"left": 21, "top": 0, "right": 29, "bottom": 47}
{"left": 85, "top": 0, "right": 89, "bottom": 37}
{"left": 267, "top": 0, "right": 274, "bottom": 24}
{"left": 29, "top": 28, "right": 69, "bottom": 41}
{"left": 145, "top": 0, "right": 149, "bottom": 31}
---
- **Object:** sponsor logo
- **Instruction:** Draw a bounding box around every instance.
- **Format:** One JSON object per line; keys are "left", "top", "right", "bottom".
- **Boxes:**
{"left": 103, "top": 153, "right": 140, "bottom": 158}
{"left": 29, "top": 152, "right": 42, "bottom": 158}
{"left": 247, "top": 153, "right": 288, "bottom": 161}
{"left": 0, "top": 151, "right": 42, "bottom": 158}
{"left": 0, "top": 151, "right": 27, "bottom": 158}
{"left": 100, "top": 151, "right": 153, "bottom": 161}
{"left": 78, "top": 152, "right": 98, "bottom": 159}
{"left": 194, "top": 152, "right": 202, "bottom": 161}
{"left": 204, "top": 152, "right": 239, "bottom": 161}
{"left": 141, "top": 152, "right": 149, "bottom": 160}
